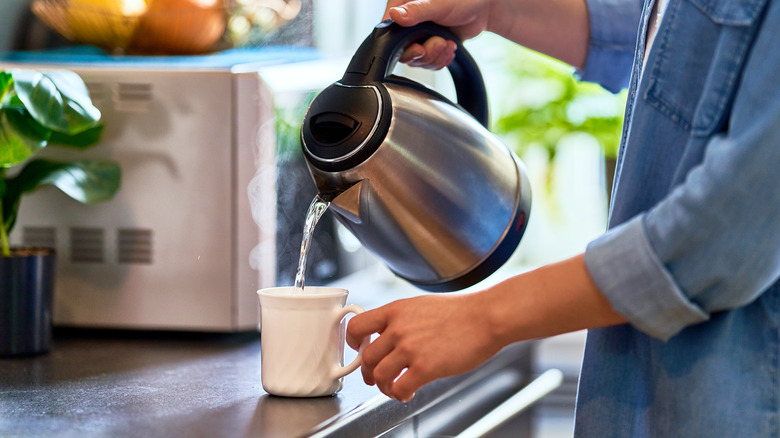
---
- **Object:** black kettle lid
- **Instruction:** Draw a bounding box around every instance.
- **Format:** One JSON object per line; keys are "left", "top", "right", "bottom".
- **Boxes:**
{"left": 301, "top": 81, "right": 391, "bottom": 172}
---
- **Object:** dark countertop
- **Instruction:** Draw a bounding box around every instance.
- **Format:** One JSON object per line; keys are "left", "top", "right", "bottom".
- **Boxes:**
{"left": 0, "top": 330, "right": 536, "bottom": 438}
{"left": 0, "top": 270, "right": 545, "bottom": 437}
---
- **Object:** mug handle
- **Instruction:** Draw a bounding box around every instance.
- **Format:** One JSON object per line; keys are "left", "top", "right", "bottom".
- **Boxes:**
{"left": 333, "top": 304, "right": 368, "bottom": 379}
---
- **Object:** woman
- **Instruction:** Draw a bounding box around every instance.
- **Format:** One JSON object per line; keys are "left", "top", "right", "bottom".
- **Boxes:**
{"left": 347, "top": 0, "right": 780, "bottom": 436}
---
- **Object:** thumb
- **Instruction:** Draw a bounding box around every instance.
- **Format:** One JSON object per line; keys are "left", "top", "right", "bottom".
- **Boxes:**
{"left": 387, "top": 0, "right": 445, "bottom": 27}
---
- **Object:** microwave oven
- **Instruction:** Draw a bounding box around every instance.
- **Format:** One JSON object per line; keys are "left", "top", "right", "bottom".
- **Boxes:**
{"left": 0, "top": 48, "right": 356, "bottom": 332}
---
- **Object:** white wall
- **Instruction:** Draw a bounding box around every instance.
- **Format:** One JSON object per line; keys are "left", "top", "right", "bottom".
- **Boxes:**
{"left": 312, "top": 0, "right": 385, "bottom": 56}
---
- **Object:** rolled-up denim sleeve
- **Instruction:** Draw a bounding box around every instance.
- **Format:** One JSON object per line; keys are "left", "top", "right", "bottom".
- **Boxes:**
{"left": 585, "top": 217, "right": 710, "bottom": 340}
{"left": 578, "top": 0, "right": 643, "bottom": 92}
{"left": 584, "top": 6, "right": 780, "bottom": 341}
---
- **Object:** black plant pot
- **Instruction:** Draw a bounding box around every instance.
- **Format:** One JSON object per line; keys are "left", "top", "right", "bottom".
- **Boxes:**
{"left": 0, "top": 248, "right": 56, "bottom": 357}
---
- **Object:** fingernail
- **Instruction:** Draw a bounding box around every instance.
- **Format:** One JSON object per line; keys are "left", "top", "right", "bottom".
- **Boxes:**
{"left": 400, "top": 48, "right": 423, "bottom": 63}
{"left": 392, "top": 7, "right": 408, "bottom": 19}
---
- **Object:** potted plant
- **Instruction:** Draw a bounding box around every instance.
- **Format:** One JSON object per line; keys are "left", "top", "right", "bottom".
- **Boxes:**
{"left": 0, "top": 69, "right": 120, "bottom": 356}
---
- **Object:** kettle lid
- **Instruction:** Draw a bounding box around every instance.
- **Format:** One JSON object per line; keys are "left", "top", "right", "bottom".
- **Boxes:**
{"left": 301, "top": 82, "right": 390, "bottom": 172}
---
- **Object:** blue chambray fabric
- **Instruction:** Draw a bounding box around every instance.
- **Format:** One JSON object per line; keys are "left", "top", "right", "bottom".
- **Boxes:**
{"left": 574, "top": 0, "right": 780, "bottom": 435}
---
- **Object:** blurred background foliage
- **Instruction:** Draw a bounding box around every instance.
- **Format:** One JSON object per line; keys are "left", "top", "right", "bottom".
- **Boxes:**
{"left": 492, "top": 45, "right": 627, "bottom": 163}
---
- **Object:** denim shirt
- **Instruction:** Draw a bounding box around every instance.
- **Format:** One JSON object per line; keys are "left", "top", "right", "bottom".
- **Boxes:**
{"left": 575, "top": 0, "right": 780, "bottom": 435}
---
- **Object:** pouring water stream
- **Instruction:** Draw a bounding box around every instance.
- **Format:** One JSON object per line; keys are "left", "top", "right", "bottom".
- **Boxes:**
{"left": 293, "top": 195, "right": 330, "bottom": 294}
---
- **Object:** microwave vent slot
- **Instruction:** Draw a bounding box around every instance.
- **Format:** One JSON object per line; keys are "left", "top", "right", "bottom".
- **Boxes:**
{"left": 85, "top": 82, "right": 108, "bottom": 105}
{"left": 22, "top": 226, "right": 57, "bottom": 249}
{"left": 70, "top": 227, "right": 105, "bottom": 263}
{"left": 117, "top": 228, "right": 153, "bottom": 264}
{"left": 113, "top": 83, "right": 153, "bottom": 112}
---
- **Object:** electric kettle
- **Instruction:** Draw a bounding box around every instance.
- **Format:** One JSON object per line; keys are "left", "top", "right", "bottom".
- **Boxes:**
{"left": 301, "top": 20, "right": 532, "bottom": 292}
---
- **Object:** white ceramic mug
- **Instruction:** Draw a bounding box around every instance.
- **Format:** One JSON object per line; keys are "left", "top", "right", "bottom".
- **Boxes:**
{"left": 258, "top": 286, "right": 367, "bottom": 397}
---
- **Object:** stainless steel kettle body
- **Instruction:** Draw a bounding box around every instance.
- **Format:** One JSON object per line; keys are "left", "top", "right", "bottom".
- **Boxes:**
{"left": 301, "top": 20, "right": 531, "bottom": 292}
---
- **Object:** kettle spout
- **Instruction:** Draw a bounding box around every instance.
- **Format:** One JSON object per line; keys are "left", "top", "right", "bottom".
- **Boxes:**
{"left": 328, "top": 180, "right": 366, "bottom": 224}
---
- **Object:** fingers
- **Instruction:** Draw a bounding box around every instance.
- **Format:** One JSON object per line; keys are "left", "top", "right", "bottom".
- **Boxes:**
{"left": 406, "top": 37, "right": 457, "bottom": 70}
{"left": 372, "top": 351, "right": 425, "bottom": 402}
{"left": 381, "top": 1, "right": 459, "bottom": 70}
{"left": 398, "top": 43, "right": 425, "bottom": 63}
{"left": 360, "top": 327, "right": 436, "bottom": 402}
{"left": 347, "top": 310, "right": 390, "bottom": 386}
{"left": 358, "top": 330, "right": 396, "bottom": 386}
{"left": 384, "top": 0, "right": 437, "bottom": 26}
{"left": 345, "top": 295, "right": 464, "bottom": 401}
{"left": 398, "top": 38, "right": 458, "bottom": 70}
{"left": 346, "top": 304, "right": 420, "bottom": 393}
{"left": 391, "top": 366, "right": 428, "bottom": 402}
{"left": 370, "top": 348, "right": 435, "bottom": 402}
{"left": 388, "top": 5, "right": 415, "bottom": 25}
{"left": 346, "top": 310, "right": 386, "bottom": 350}
{"left": 382, "top": 0, "right": 435, "bottom": 26}
{"left": 383, "top": 0, "right": 408, "bottom": 20}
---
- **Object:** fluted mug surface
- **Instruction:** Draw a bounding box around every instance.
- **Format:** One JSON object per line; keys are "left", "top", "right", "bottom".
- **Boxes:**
{"left": 258, "top": 287, "right": 365, "bottom": 397}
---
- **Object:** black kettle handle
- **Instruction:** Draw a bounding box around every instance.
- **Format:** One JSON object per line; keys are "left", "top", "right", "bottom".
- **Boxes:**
{"left": 343, "top": 20, "right": 489, "bottom": 128}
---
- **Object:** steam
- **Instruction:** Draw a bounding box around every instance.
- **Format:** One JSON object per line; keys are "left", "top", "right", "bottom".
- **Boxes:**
{"left": 247, "top": 114, "right": 278, "bottom": 276}
{"left": 245, "top": 0, "right": 378, "bottom": 284}
{"left": 248, "top": 177, "right": 276, "bottom": 273}
{"left": 246, "top": 0, "right": 315, "bottom": 280}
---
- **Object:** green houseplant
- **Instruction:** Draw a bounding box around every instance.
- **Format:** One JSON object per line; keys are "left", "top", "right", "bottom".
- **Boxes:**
{"left": 0, "top": 69, "right": 121, "bottom": 356}
{"left": 492, "top": 45, "right": 627, "bottom": 203}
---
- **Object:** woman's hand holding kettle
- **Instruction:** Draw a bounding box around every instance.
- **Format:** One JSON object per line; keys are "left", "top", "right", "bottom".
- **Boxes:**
{"left": 383, "top": 0, "right": 591, "bottom": 70}
{"left": 382, "top": 0, "right": 493, "bottom": 70}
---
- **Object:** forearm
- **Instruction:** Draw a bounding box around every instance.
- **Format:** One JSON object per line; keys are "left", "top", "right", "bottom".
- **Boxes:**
{"left": 488, "top": 0, "right": 590, "bottom": 68}
{"left": 346, "top": 252, "right": 626, "bottom": 402}
{"left": 479, "top": 254, "right": 626, "bottom": 345}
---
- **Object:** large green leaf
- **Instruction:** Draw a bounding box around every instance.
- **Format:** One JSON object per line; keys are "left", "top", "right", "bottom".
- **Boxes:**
{"left": 11, "top": 159, "right": 121, "bottom": 203}
{"left": 0, "top": 175, "right": 6, "bottom": 219}
{"left": 9, "top": 69, "right": 101, "bottom": 135}
{"left": 49, "top": 124, "right": 105, "bottom": 149}
{"left": 2, "top": 159, "right": 121, "bottom": 234}
{"left": 0, "top": 175, "right": 10, "bottom": 256}
{"left": 0, "top": 71, "right": 13, "bottom": 102}
{"left": 0, "top": 107, "right": 50, "bottom": 167}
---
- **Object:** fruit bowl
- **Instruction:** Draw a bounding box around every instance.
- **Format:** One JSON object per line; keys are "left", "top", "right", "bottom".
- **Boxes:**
{"left": 31, "top": 0, "right": 150, "bottom": 52}
{"left": 31, "top": 0, "right": 301, "bottom": 55}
